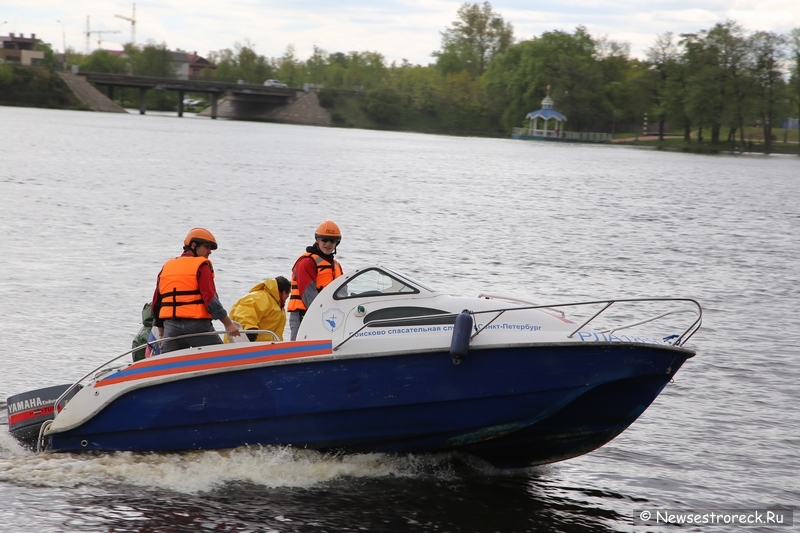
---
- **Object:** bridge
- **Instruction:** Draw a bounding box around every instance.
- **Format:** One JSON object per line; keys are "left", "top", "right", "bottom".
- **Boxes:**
{"left": 80, "top": 72, "right": 297, "bottom": 119}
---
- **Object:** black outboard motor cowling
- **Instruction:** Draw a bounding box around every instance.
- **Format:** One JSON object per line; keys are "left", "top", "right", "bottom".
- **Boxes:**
{"left": 6, "top": 384, "right": 76, "bottom": 449}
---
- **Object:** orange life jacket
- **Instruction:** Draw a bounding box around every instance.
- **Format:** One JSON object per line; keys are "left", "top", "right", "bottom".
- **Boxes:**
{"left": 157, "top": 256, "right": 214, "bottom": 319}
{"left": 287, "top": 252, "right": 343, "bottom": 312}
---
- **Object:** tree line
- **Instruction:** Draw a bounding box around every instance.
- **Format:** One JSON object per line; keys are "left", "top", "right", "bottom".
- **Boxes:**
{"left": 38, "top": 2, "right": 800, "bottom": 145}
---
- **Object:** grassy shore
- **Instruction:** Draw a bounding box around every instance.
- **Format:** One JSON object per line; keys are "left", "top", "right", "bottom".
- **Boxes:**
{"left": 614, "top": 128, "right": 800, "bottom": 155}
{"left": 0, "top": 65, "right": 87, "bottom": 110}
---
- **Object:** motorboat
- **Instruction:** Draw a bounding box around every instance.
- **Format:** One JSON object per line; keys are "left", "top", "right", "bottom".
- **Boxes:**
{"left": 8, "top": 265, "right": 702, "bottom": 468}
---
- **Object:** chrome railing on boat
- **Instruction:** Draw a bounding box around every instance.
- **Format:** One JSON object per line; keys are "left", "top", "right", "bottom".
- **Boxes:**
{"left": 333, "top": 298, "right": 702, "bottom": 352}
{"left": 473, "top": 297, "right": 702, "bottom": 347}
{"left": 478, "top": 293, "right": 566, "bottom": 318}
{"left": 561, "top": 298, "right": 702, "bottom": 346}
{"left": 41, "top": 329, "right": 279, "bottom": 451}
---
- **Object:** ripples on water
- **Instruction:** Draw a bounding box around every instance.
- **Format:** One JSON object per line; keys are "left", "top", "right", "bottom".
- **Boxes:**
{"left": 0, "top": 437, "right": 628, "bottom": 532}
{"left": 1, "top": 106, "right": 798, "bottom": 532}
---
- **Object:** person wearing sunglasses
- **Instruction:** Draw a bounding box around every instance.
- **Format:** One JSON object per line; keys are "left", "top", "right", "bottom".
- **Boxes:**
{"left": 287, "top": 220, "right": 344, "bottom": 340}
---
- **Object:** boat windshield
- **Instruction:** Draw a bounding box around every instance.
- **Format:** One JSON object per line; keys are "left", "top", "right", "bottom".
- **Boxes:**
{"left": 384, "top": 268, "right": 437, "bottom": 293}
{"left": 334, "top": 268, "right": 421, "bottom": 299}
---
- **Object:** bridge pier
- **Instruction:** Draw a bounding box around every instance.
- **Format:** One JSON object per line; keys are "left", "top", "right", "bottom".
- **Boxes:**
{"left": 178, "top": 90, "right": 185, "bottom": 117}
{"left": 211, "top": 94, "right": 218, "bottom": 119}
{"left": 139, "top": 88, "right": 147, "bottom": 115}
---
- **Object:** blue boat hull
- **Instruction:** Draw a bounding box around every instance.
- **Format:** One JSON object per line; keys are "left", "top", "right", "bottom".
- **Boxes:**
{"left": 47, "top": 343, "right": 690, "bottom": 467}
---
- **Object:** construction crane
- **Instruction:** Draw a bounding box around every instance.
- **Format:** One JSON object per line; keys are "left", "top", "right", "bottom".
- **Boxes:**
{"left": 115, "top": 3, "right": 136, "bottom": 44}
{"left": 91, "top": 29, "right": 121, "bottom": 50}
{"left": 85, "top": 16, "right": 120, "bottom": 53}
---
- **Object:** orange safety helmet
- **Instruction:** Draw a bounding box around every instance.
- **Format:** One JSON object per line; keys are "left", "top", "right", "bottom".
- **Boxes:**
{"left": 315, "top": 220, "right": 342, "bottom": 241}
{"left": 184, "top": 227, "right": 218, "bottom": 250}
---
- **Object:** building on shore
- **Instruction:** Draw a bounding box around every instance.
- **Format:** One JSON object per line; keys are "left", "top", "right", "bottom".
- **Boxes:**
{"left": 168, "top": 51, "right": 217, "bottom": 80}
{"left": 0, "top": 33, "right": 44, "bottom": 66}
{"left": 187, "top": 52, "right": 216, "bottom": 80}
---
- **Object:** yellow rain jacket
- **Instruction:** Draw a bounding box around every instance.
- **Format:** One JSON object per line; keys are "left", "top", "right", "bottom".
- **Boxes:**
{"left": 227, "top": 278, "right": 287, "bottom": 342}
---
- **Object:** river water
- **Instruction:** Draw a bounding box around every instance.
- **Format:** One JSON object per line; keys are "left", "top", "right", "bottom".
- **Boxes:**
{"left": 0, "top": 105, "right": 797, "bottom": 532}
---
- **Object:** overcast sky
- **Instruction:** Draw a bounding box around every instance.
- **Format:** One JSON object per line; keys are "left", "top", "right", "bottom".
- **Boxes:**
{"left": 5, "top": 1, "right": 800, "bottom": 65}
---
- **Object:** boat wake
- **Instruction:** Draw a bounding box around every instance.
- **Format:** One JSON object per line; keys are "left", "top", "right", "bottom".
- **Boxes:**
{"left": 0, "top": 440, "right": 484, "bottom": 493}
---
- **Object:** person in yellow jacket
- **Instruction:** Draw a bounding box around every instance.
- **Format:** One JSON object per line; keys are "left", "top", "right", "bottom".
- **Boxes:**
{"left": 227, "top": 276, "right": 292, "bottom": 342}
{"left": 288, "top": 220, "right": 344, "bottom": 340}
{"left": 151, "top": 228, "right": 240, "bottom": 353}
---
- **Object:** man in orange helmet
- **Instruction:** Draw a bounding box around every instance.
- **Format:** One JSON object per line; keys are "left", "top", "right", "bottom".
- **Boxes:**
{"left": 151, "top": 228, "right": 240, "bottom": 353}
{"left": 287, "top": 221, "right": 344, "bottom": 340}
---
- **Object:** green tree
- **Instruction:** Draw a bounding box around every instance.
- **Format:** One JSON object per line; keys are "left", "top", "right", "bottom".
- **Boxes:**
{"left": 646, "top": 33, "right": 680, "bottom": 140}
{"left": 209, "top": 42, "right": 273, "bottom": 83}
{"left": 708, "top": 22, "right": 750, "bottom": 146}
{"left": 433, "top": 1, "right": 513, "bottom": 78}
{"left": 789, "top": 28, "right": 800, "bottom": 153}
{"left": 595, "top": 37, "right": 631, "bottom": 133}
{"left": 441, "top": 70, "right": 485, "bottom": 129}
{"left": 749, "top": 31, "right": 788, "bottom": 152}
{"left": 680, "top": 31, "right": 719, "bottom": 143}
{"left": 0, "top": 64, "right": 14, "bottom": 87}
{"left": 0, "top": 66, "right": 83, "bottom": 108}
{"left": 393, "top": 64, "right": 444, "bottom": 116}
{"left": 662, "top": 50, "right": 694, "bottom": 142}
{"left": 680, "top": 22, "right": 753, "bottom": 145}
{"left": 275, "top": 45, "right": 301, "bottom": 87}
{"left": 35, "top": 41, "right": 58, "bottom": 68}
{"left": 243, "top": 43, "right": 272, "bottom": 83}
{"left": 627, "top": 59, "right": 660, "bottom": 136}
{"left": 80, "top": 49, "right": 128, "bottom": 74}
{"left": 344, "top": 51, "right": 388, "bottom": 91}
{"left": 321, "top": 61, "right": 347, "bottom": 89}
{"left": 307, "top": 46, "right": 326, "bottom": 86}
{"left": 208, "top": 47, "right": 237, "bottom": 81}
{"left": 483, "top": 27, "right": 608, "bottom": 132}
{"left": 364, "top": 86, "right": 403, "bottom": 124}
{"left": 127, "top": 42, "right": 177, "bottom": 78}
{"left": 121, "top": 42, "right": 178, "bottom": 110}
{"left": 719, "top": 25, "right": 753, "bottom": 150}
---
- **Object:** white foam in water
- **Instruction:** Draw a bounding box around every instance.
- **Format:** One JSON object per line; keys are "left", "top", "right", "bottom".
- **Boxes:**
{"left": 0, "top": 445, "right": 459, "bottom": 493}
{"left": 0, "top": 430, "right": 30, "bottom": 458}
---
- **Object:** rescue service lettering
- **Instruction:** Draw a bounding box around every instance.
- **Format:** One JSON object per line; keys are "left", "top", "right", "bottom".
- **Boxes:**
{"left": 351, "top": 323, "right": 542, "bottom": 337}
{"left": 577, "top": 331, "right": 665, "bottom": 344}
{"left": 388, "top": 327, "right": 442, "bottom": 334}
{"left": 8, "top": 396, "right": 55, "bottom": 414}
{"left": 474, "top": 323, "right": 542, "bottom": 332}
{"left": 353, "top": 330, "right": 387, "bottom": 337}
{"left": 353, "top": 326, "right": 443, "bottom": 337}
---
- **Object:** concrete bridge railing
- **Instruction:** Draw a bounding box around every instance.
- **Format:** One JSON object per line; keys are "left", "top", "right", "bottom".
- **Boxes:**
{"left": 79, "top": 72, "right": 297, "bottom": 118}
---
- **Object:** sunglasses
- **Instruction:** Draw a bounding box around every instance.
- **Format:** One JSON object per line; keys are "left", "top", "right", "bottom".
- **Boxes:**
{"left": 319, "top": 237, "right": 340, "bottom": 244}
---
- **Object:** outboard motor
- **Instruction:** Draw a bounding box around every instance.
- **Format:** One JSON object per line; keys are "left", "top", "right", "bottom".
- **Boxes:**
{"left": 6, "top": 384, "right": 76, "bottom": 449}
{"left": 450, "top": 309, "right": 473, "bottom": 364}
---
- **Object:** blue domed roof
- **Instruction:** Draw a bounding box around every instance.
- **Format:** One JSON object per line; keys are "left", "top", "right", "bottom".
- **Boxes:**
{"left": 525, "top": 89, "right": 567, "bottom": 121}
{"left": 525, "top": 109, "right": 566, "bottom": 121}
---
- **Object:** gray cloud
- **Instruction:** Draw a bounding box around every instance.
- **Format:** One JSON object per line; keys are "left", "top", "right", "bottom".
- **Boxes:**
{"left": 10, "top": 0, "right": 800, "bottom": 64}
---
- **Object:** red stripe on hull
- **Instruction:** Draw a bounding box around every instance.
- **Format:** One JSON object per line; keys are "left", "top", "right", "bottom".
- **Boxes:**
{"left": 95, "top": 341, "right": 333, "bottom": 387}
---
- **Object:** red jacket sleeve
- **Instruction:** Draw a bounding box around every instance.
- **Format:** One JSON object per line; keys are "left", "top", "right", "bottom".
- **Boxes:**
{"left": 196, "top": 262, "right": 217, "bottom": 307}
{"left": 295, "top": 257, "right": 318, "bottom": 296}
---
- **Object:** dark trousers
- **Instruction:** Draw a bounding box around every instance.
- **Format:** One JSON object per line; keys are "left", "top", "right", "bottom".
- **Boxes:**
{"left": 161, "top": 318, "right": 222, "bottom": 353}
